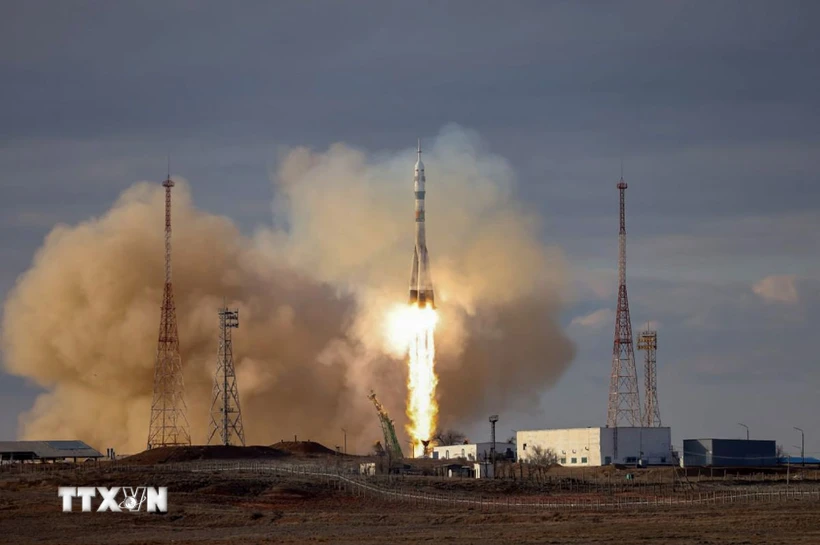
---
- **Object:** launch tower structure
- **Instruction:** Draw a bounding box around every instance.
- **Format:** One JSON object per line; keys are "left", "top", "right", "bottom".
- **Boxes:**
{"left": 606, "top": 176, "right": 642, "bottom": 428}
{"left": 637, "top": 327, "right": 661, "bottom": 427}
{"left": 147, "top": 173, "right": 191, "bottom": 449}
{"left": 368, "top": 391, "right": 404, "bottom": 461}
{"left": 207, "top": 307, "right": 246, "bottom": 447}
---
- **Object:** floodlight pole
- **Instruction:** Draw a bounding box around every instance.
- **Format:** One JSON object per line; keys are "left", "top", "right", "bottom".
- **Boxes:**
{"left": 794, "top": 427, "right": 804, "bottom": 467}
{"left": 489, "top": 415, "right": 499, "bottom": 476}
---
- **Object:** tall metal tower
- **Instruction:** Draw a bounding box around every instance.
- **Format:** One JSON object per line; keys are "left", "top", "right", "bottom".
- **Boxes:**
{"left": 637, "top": 327, "right": 661, "bottom": 427}
{"left": 147, "top": 174, "right": 191, "bottom": 449}
{"left": 207, "top": 307, "right": 246, "bottom": 447}
{"left": 606, "top": 176, "right": 642, "bottom": 428}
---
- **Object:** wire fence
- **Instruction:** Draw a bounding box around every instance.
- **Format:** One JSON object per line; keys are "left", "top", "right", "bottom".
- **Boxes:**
{"left": 9, "top": 459, "right": 816, "bottom": 511}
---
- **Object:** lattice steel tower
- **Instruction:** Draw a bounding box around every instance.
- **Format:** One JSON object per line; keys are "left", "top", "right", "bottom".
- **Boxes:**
{"left": 637, "top": 327, "right": 661, "bottom": 427}
{"left": 606, "top": 176, "right": 642, "bottom": 428}
{"left": 147, "top": 173, "right": 191, "bottom": 449}
{"left": 207, "top": 307, "right": 245, "bottom": 446}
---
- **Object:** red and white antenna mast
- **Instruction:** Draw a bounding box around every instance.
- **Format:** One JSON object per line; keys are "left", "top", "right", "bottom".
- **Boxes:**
{"left": 147, "top": 167, "right": 191, "bottom": 449}
{"left": 607, "top": 174, "right": 642, "bottom": 428}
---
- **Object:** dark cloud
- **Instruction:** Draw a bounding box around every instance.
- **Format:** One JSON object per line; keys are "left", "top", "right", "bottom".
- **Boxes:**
{"left": 1, "top": 1, "right": 819, "bottom": 453}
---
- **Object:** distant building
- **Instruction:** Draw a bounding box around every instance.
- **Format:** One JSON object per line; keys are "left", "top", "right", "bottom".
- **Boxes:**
{"left": 682, "top": 439, "right": 776, "bottom": 467}
{"left": 359, "top": 462, "right": 376, "bottom": 476}
{"left": 517, "top": 427, "right": 673, "bottom": 466}
{"left": 474, "top": 461, "right": 494, "bottom": 479}
{"left": 0, "top": 440, "right": 102, "bottom": 462}
{"left": 431, "top": 441, "right": 516, "bottom": 462}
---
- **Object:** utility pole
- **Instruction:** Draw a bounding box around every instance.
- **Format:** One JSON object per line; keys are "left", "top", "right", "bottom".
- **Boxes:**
{"left": 794, "top": 427, "right": 804, "bottom": 467}
{"left": 341, "top": 428, "right": 347, "bottom": 455}
{"left": 489, "top": 415, "right": 499, "bottom": 475}
{"left": 738, "top": 423, "right": 749, "bottom": 441}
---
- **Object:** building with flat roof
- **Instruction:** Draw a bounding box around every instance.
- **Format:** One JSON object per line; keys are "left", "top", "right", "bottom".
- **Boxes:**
{"left": 682, "top": 439, "right": 776, "bottom": 467}
{"left": 517, "top": 427, "right": 673, "bottom": 466}
{"left": 431, "top": 441, "right": 516, "bottom": 462}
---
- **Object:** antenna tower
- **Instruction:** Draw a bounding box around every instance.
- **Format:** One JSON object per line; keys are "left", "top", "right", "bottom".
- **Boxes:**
{"left": 207, "top": 307, "right": 246, "bottom": 446}
{"left": 606, "top": 176, "right": 642, "bottom": 427}
{"left": 147, "top": 173, "right": 191, "bottom": 449}
{"left": 637, "top": 327, "right": 661, "bottom": 427}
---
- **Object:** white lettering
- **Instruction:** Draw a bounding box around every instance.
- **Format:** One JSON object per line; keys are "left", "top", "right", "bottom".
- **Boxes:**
{"left": 146, "top": 487, "right": 167, "bottom": 513}
{"left": 76, "top": 487, "right": 96, "bottom": 512}
{"left": 97, "top": 487, "right": 121, "bottom": 512}
{"left": 58, "top": 487, "right": 76, "bottom": 512}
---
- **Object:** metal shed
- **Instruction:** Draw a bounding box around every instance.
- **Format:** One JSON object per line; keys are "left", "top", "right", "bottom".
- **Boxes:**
{"left": 682, "top": 439, "right": 776, "bottom": 467}
{"left": 0, "top": 440, "right": 102, "bottom": 462}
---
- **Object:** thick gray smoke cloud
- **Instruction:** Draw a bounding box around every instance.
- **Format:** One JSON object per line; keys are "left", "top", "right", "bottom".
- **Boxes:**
{"left": 1, "top": 125, "right": 574, "bottom": 453}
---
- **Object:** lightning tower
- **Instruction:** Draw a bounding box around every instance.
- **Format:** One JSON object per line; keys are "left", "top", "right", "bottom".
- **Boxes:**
{"left": 147, "top": 172, "right": 191, "bottom": 449}
{"left": 637, "top": 327, "right": 661, "bottom": 427}
{"left": 207, "top": 307, "right": 246, "bottom": 446}
{"left": 606, "top": 175, "right": 642, "bottom": 428}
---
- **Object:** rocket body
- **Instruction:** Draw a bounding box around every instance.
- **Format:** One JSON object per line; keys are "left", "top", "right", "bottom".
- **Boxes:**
{"left": 409, "top": 142, "right": 435, "bottom": 308}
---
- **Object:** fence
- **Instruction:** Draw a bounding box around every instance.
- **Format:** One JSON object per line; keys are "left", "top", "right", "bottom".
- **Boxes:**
{"left": 5, "top": 460, "right": 820, "bottom": 511}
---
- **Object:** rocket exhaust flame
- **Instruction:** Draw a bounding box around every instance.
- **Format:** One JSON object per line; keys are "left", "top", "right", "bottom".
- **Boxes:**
{"left": 386, "top": 303, "right": 438, "bottom": 458}
{"left": 406, "top": 305, "right": 438, "bottom": 457}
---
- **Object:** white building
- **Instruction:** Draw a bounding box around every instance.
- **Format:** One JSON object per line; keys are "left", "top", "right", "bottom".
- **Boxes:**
{"left": 517, "top": 427, "right": 672, "bottom": 466}
{"left": 431, "top": 441, "right": 516, "bottom": 462}
{"left": 474, "top": 462, "right": 494, "bottom": 479}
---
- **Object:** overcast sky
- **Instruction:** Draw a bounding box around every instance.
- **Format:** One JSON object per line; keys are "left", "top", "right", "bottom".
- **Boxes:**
{"left": 2, "top": 1, "right": 819, "bottom": 454}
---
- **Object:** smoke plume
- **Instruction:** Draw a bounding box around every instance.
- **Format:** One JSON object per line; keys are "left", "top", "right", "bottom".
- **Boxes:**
{"left": 1, "top": 125, "right": 574, "bottom": 453}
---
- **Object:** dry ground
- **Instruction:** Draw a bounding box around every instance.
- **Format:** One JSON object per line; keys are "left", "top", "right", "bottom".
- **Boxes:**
{"left": 0, "top": 466, "right": 818, "bottom": 545}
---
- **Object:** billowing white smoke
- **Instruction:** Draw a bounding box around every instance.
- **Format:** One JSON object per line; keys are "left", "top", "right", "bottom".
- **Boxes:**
{"left": 1, "top": 125, "right": 575, "bottom": 453}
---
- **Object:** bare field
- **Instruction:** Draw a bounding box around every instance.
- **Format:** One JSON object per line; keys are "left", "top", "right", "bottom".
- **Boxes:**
{"left": 1, "top": 464, "right": 819, "bottom": 545}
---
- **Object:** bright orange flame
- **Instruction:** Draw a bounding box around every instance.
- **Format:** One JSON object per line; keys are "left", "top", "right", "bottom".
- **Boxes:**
{"left": 386, "top": 304, "right": 439, "bottom": 457}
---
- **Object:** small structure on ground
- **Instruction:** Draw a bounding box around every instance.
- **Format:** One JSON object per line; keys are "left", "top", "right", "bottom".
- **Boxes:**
{"left": 682, "top": 439, "right": 776, "bottom": 467}
{"left": 0, "top": 440, "right": 102, "bottom": 462}
{"left": 432, "top": 441, "right": 515, "bottom": 462}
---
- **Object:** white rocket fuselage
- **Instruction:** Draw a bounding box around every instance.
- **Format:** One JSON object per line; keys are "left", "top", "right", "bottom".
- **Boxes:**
{"left": 409, "top": 143, "right": 435, "bottom": 308}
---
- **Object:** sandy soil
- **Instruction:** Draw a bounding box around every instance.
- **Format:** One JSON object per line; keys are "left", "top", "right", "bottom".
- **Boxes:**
{"left": 1, "top": 466, "right": 818, "bottom": 545}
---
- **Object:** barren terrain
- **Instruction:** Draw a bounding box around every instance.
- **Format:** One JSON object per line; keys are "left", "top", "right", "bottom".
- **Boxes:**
{"left": 1, "top": 457, "right": 819, "bottom": 545}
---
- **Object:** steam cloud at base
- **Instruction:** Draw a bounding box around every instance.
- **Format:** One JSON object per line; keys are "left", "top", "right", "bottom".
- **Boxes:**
{"left": 1, "top": 125, "right": 575, "bottom": 453}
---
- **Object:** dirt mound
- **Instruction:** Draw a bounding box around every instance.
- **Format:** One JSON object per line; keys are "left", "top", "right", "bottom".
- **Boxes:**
{"left": 122, "top": 445, "right": 288, "bottom": 464}
{"left": 270, "top": 441, "right": 336, "bottom": 456}
{"left": 262, "top": 483, "right": 322, "bottom": 500}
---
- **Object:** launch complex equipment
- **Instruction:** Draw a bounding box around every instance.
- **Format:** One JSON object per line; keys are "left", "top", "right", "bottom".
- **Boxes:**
{"left": 207, "top": 306, "right": 246, "bottom": 446}
{"left": 368, "top": 391, "right": 404, "bottom": 460}
{"left": 637, "top": 327, "right": 661, "bottom": 427}
{"left": 147, "top": 171, "right": 191, "bottom": 449}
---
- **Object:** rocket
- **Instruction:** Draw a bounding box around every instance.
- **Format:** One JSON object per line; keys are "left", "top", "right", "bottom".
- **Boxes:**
{"left": 408, "top": 140, "right": 435, "bottom": 308}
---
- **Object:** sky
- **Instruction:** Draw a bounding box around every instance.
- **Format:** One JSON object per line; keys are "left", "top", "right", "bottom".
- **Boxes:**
{"left": 1, "top": 1, "right": 819, "bottom": 456}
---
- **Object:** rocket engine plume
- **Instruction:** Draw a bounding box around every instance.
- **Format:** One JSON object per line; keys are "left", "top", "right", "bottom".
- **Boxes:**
{"left": 405, "top": 305, "right": 438, "bottom": 457}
